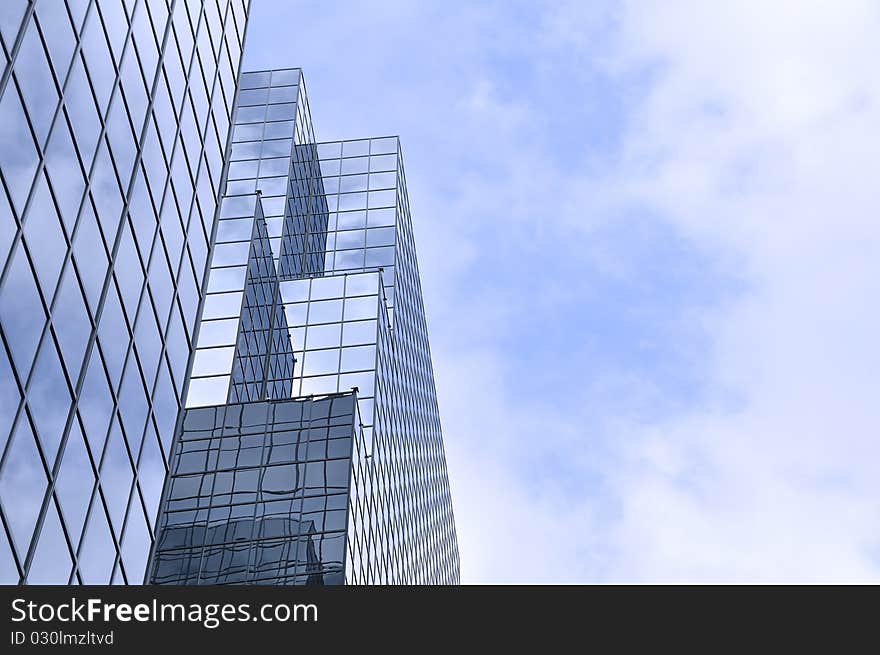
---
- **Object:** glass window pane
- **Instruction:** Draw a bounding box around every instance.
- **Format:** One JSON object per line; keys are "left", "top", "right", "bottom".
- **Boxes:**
{"left": 118, "top": 360, "right": 148, "bottom": 455}
{"left": 365, "top": 246, "right": 394, "bottom": 268}
{"left": 73, "top": 202, "right": 110, "bottom": 314}
{"left": 24, "top": 173, "right": 68, "bottom": 299}
{"left": 15, "top": 19, "right": 59, "bottom": 146}
{"left": 263, "top": 121, "right": 292, "bottom": 140}
{"left": 114, "top": 222, "right": 144, "bottom": 324}
{"left": 106, "top": 94, "right": 136, "bottom": 185}
{"left": 52, "top": 264, "right": 91, "bottom": 382}
{"left": 368, "top": 190, "right": 396, "bottom": 208}
{"left": 369, "top": 137, "right": 398, "bottom": 155}
{"left": 137, "top": 424, "right": 164, "bottom": 525}
{"left": 133, "top": 313, "right": 162, "bottom": 392}
{"left": 340, "top": 174, "right": 367, "bottom": 193}
{"left": 119, "top": 47, "right": 148, "bottom": 131}
{"left": 369, "top": 154, "right": 397, "bottom": 171}
{"left": 336, "top": 229, "right": 365, "bottom": 250}
{"left": 63, "top": 57, "right": 101, "bottom": 169}
{"left": 77, "top": 356, "right": 113, "bottom": 455}
{"left": 344, "top": 271, "right": 379, "bottom": 296}
{"left": 120, "top": 500, "right": 149, "bottom": 584}
{"left": 77, "top": 503, "right": 116, "bottom": 584}
{"left": 97, "top": 285, "right": 129, "bottom": 390}
{"left": 100, "top": 420, "right": 134, "bottom": 534}
{"left": 0, "top": 515, "right": 17, "bottom": 583}
{"left": 270, "top": 69, "right": 298, "bottom": 86}
{"left": 260, "top": 138, "right": 291, "bottom": 158}
{"left": 238, "top": 87, "right": 267, "bottom": 106}
{"left": 0, "top": 344, "right": 20, "bottom": 457}
{"left": 0, "top": 186, "right": 14, "bottom": 266}
{"left": 368, "top": 172, "right": 396, "bottom": 190}
{"left": 268, "top": 85, "right": 296, "bottom": 103}
{"left": 0, "top": 2, "right": 28, "bottom": 51}
{"left": 366, "top": 227, "right": 395, "bottom": 248}
{"left": 342, "top": 320, "right": 377, "bottom": 346}
{"left": 186, "top": 375, "right": 230, "bottom": 408}
{"left": 239, "top": 71, "right": 269, "bottom": 89}
{"left": 344, "top": 296, "right": 378, "bottom": 322}
{"left": 26, "top": 502, "right": 73, "bottom": 583}
{"left": 341, "top": 157, "right": 368, "bottom": 175}
{"left": 302, "top": 349, "right": 340, "bottom": 376}
{"left": 308, "top": 299, "right": 343, "bottom": 324}
{"left": 192, "top": 346, "right": 235, "bottom": 377}
{"left": 81, "top": 5, "right": 116, "bottom": 115}
{"left": 98, "top": 0, "right": 128, "bottom": 64}
{"left": 341, "top": 345, "right": 376, "bottom": 372}
{"left": 36, "top": 0, "right": 77, "bottom": 80}
{"left": 127, "top": 168, "right": 156, "bottom": 260}
{"left": 306, "top": 323, "right": 341, "bottom": 350}
{"left": 44, "top": 118, "right": 86, "bottom": 232}
{"left": 266, "top": 102, "right": 295, "bottom": 121}
{"left": 0, "top": 84, "right": 39, "bottom": 212}
{"left": 27, "top": 333, "right": 71, "bottom": 465}
{"left": 0, "top": 244, "right": 46, "bottom": 373}
{"left": 232, "top": 122, "right": 262, "bottom": 142}
{"left": 91, "top": 140, "right": 124, "bottom": 243}
{"left": 0, "top": 417, "right": 48, "bottom": 558}
{"left": 55, "top": 421, "right": 95, "bottom": 540}
{"left": 197, "top": 318, "right": 239, "bottom": 348}
{"left": 165, "top": 305, "right": 190, "bottom": 389}
{"left": 336, "top": 211, "right": 365, "bottom": 231}
{"left": 366, "top": 207, "right": 395, "bottom": 228}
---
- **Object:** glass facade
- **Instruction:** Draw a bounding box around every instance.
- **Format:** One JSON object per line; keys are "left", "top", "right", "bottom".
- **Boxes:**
{"left": 0, "top": 0, "right": 249, "bottom": 584}
{"left": 150, "top": 68, "right": 460, "bottom": 584}
{"left": 150, "top": 392, "right": 357, "bottom": 585}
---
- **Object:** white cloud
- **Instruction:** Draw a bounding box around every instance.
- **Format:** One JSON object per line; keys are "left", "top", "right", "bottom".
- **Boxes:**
{"left": 560, "top": 0, "right": 880, "bottom": 581}
{"left": 439, "top": 0, "right": 880, "bottom": 582}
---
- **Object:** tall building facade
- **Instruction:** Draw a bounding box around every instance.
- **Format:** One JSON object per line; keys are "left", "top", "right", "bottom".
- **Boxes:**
{"left": 148, "top": 68, "right": 460, "bottom": 584}
{"left": 0, "top": 0, "right": 250, "bottom": 584}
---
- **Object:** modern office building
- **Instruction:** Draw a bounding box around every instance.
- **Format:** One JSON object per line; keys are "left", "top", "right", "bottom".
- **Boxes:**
{"left": 1, "top": 1, "right": 458, "bottom": 587}
{"left": 0, "top": 0, "right": 250, "bottom": 584}
{"left": 148, "top": 68, "right": 460, "bottom": 584}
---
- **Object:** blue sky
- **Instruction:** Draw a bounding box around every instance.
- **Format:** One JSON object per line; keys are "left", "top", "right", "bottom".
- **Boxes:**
{"left": 244, "top": 0, "right": 880, "bottom": 582}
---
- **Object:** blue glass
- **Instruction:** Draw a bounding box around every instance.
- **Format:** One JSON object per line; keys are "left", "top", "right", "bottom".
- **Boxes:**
{"left": 0, "top": 83, "right": 39, "bottom": 212}
{"left": 0, "top": 244, "right": 46, "bottom": 374}
{"left": 27, "top": 332, "right": 72, "bottom": 466}
{"left": 15, "top": 19, "right": 58, "bottom": 146}
{"left": 77, "top": 500, "right": 116, "bottom": 584}
{"left": 150, "top": 73, "right": 460, "bottom": 584}
{"left": 35, "top": 1, "right": 76, "bottom": 82}
{"left": 0, "top": 0, "right": 254, "bottom": 584}
{"left": 54, "top": 421, "right": 95, "bottom": 542}
{"left": 26, "top": 503, "right": 73, "bottom": 584}
{"left": 0, "top": 417, "right": 47, "bottom": 558}
{"left": 24, "top": 173, "right": 67, "bottom": 299}
{"left": 52, "top": 264, "right": 91, "bottom": 382}
{"left": 44, "top": 117, "right": 86, "bottom": 232}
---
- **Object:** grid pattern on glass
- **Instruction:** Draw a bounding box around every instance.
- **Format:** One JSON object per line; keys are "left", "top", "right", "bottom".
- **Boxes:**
{"left": 190, "top": 138, "right": 402, "bottom": 403}
{"left": 149, "top": 392, "right": 356, "bottom": 585}
{"left": 191, "top": 270, "right": 383, "bottom": 437}
{"left": 0, "top": 0, "right": 250, "bottom": 584}
{"left": 224, "top": 67, "right": 327, "bottom": 277}
{"left": 335, "top": 144, "right": 459, "bottom": 584}
{"left": 163, "top": 68, "right": 459, "bottom": 584}
{"left": 226, "top": 195, "right": 294, "bottom": 404}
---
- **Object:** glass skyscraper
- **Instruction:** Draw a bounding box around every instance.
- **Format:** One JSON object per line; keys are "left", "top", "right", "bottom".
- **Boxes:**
{"left": 148, "top": 67, "right": 459, "bottom": 584}
{"left": 2, "top": 3, "right": 458, "bottom": 586}
{"left": 0, "top": 0, "right": 249, "bottom": 584}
